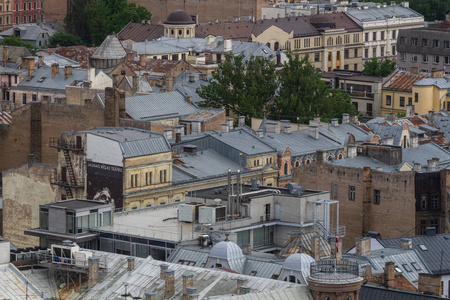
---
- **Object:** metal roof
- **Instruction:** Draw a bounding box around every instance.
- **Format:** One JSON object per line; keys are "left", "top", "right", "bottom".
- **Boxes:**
{"left": 0, "top": 45, "right": 31, "bottom": 63}
{"left": 378, "top": 233, "right": 450, "bottom": 274}
{"left": 118, "top": 22, "right": 164, "bottom": 42}
{"left": 174, "top": 71, "right": 213, "bottom": 104}
{"left": 0, "top": 23, "right": 57, "bottom": 41}
{"left": 360, "top": 284, "right": 444, "bottom": 300}
{"left": 346, "top": 5, "right": 423, "bottom": 22}
{"left": 383, "top": 70, "right": 430, "bottom": 91}
{"left": 91, "top": 35, "right": 127, "bottom": 59}
{"left": 364, "top": 123, "right": 403, "bottom": 145}
{"left": 402, "top": 142, "right": 450, "bottom": 167}
{"left": 214, "top": 286, "right": 313, "bottom": 300}
{"left": 0, "top": 111, "right": 12, "bottom": 124}
{"left": 254, "top": 16, "right": 319, "bottom": 38}
{"left": 414, "top": 78, "right": 450, "bottom": 89}
{"left": 0, "top": 263, "right": 44, "bottom": 299}
{"left": 125, "top": 91, "right": 199, "bottom": 121}
{"left": 209, "top": 129, "right": 276, "bottom": 156}
{"left": 41, "top": 53, "right": 81, "bottom": 68}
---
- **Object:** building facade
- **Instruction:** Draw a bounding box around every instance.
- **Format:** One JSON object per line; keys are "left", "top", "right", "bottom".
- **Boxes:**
{"left": 13, "top": 0, "right": 44, "bottom": 25}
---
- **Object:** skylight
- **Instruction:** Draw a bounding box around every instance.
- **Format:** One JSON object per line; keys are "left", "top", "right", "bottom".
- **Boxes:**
{"left": 411, "top": 262, "right": 421, "bottom": 271}
{"left": 402, "top": 264, "right": 412, "bottom": 272}
{"left": 418, "top": 244, "right": 428, "bottom": 251}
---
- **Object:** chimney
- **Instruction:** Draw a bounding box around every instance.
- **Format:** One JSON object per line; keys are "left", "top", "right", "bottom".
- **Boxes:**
{"left": 164, "top": 270, "right": 175, "bottom": 299}
{"left": 347, "top": 145, "right": 357, "bottom": 158}
{"left": 414, "top": 162, "right": 422, "bottom": 171}
{"left": 51, "top": 63, "right": 59, "bottom": 78}
{"left": 127, "top": 257, "right": 135, "bottom": 271}
{"left": 175, "top": 125, "right": 184, "bottom": 136}
{"left": 160, "top": 263, "right": 169, "bottom": 280}
{"left": 256, "top": 129, "right": 263, "bottom": 137}
{"left": 316, "top": 150, "right": 327, "bottom": 164}
{"left": 242, "top": 244, "right": 251, "bottom": 255}
{"left": 401, "top": 1, "right": 409, "bottom": 8}
{"left": 400, "top": 238, "right": 412, "bottom": 249}
{"left": 140, "top": 55, "right": 147, "bottom": 67}
{"left": 266, "top": 121, "right": 279, "bottom": 134}
{"left": 410, "top": 136, "right": 418, "bottom": 148}
{"left": 282, "top": 125, "right": 291, "bottom": 134}
{"left": 175, "top": 132, "right": 182, "bottom": 143}
{"left": 431, "top": 69, "right": 444, "bottom": 78}
{"left": 410, "top": 66, "right": 419, "bottom": 74}
{"left": 238, "top": 116, "right": 245, "bottom": 127}
{"left": 166, "top": 76, "right": 174, "bottom": 92}
{"left": 355, "top": 237, "right": 371, "bottom": 256}
{"left": 308, "top": 125, "right": 319, "bottom": 139}
{"left": 2, "top": 45, "right": 8, "bottom": 66}
{"left": 133, "top": 75, "right": 139, "bottom": 92}
{"left": 112, "top": 74, "right": 119, "bottom": 88}
{"left": 88, "top": 257, "right": 100, "bottom": 289}
{"left": 199, "top": 73, "right": 208, "bottom": 81}
{"left": 64, "top": 65, "right": 72, "bottom": 78}
{"left": 385, "top": 112, "right": 396, "bottom": 122}
{"left": 428, "top": 110, "right": 435, "bottom": 127}
{"left": 28, "top": 153, "right": 38, "bottom": 167}
{"left": 221, "top": 123, "right": 229, "bottom": 133}
{"left": 384, "top": 262, "right": 395, "bottom": 289}
{"left": 427, "top": 158, "right": 438, "bottom": 172}
{"left": 164, "top": 129, "right": 173, "bottom": 140}
{"left": 330, "top": 238, "right": 342, "bottom": 260}
{"left": 189, "top": 295, "right": 199, "bottom": 300}
{"left": 144, "top": 292, "right": 156, "bottom": 300}
{"left": 239, "top": 287, "right": 251, "bottom": 295}
{"left": 189, "top": 75, "right": 195, "bottom": 82}
{"left": 314, "top": 117, "right": 321, "bottom": 122}
{"left": 237, "top": 277, "right": 248, "bottom": 295}
{"left": 182, "top": 273, "right": 194, "bottom": 300}
{"left": 224, "top": 39, "right": 232, "bottom": 52}
{"left": 331, "top": 118, "right": 339, "bottom": 127}
{"left": 418, "top": 273, "right": 442, "bottom": 295}
{"left": 365, "top": 266, "right": 372, "bottom": 277}
{"left": 227, "top": 118, "right": 234, "bottom": 130}
{"left": 126, "top": 52, "right": 134, "bottom": 62}
{"left": 185, "top": 96, "right": 192, "bottom": 104}
{"left": 342, "top": 113, "right": 350, "bottom": 124}
{"left": 311, "top": 235, "right": 321, "bottom": 260}
{"left": 406, "top": 105, "right": 415, "bottom": 117}
{"left": 191, "top": 120, "right": 201, "bottom": 134}
{"left": 186, "top": 287, "right": 198, "bottom": 299}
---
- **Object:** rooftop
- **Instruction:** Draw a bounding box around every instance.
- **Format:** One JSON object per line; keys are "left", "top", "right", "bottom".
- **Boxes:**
{"left": 346, "top": 4, "right": 423, "bottom": 22}
{"left": 118, "top": 22, "right": 164, "bottom": 42}
{"left": 383, "top": 70, "right": 430, "bottom": 92}
{"left": 43, "top": 199, "right": 112, "bottom": 210}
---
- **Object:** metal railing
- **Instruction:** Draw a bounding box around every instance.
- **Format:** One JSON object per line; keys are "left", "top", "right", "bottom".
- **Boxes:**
{"left": 310, "top": 260, "right": 359, "bottom": 280}
{"left": 49, "top": 138, "right": 83, "bottom": 151}
{"left": 37, "top": 253, "right": 107, "bottom": 270}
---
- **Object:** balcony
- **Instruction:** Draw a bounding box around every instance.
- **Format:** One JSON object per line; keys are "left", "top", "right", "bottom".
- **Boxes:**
{"left": 309, "top": 260, "right": 360, "bottom": 283}
{"left": 49, "top": 138, "right": 83, "bottom": 151}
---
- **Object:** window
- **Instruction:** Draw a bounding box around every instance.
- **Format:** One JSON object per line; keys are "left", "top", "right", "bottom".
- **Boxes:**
{"left": 433, "top": 39, "right": 439, "bottom": 48}
{"left": 431, "top": 219, "right": 439, "bottom": 233}
{"left": 431, "top": 194, "right": 440, "bottom": 209}
{"left": 365, "top": 48, "right": 368, "bottom": 58}
{"left": 344, "top": 49, "right": 349, "bottom": 59}
{"left": 386, "top": 95, "right": 391, "bottom": 106}
{"left": 23, "top": 2, "right": 26, "bottom": 10}
{"left": 415, "top": 92, "right": 418, "bottom": 103}
{"left": 28, "top": 2, "right": 31, "bottom": 9}
{"left": 434, "top": 55, "right": 440, "bottom": 64}
{"left": 445, "top": 57, "right": 450, "bottom": 65}
{"left": 380, "top": 46, "right": 384, "bottom": 57}
{"left": 348, "top": 186, "right": 355, "bottom": 201}
{"left": 344, "top": 64, "right": 349, "bottom": 70}
{"left": 365, "top": 32, "right": 369, "bottom": 41}
{"left": 392, "top": 30, "right": 396, "bottom": 39}
{"left": 354, "top": 64, "right": 357, "bottom": 71}
{"left": 411, "top": 54, "right": 417, "bottom": 62}
{"left": 422, "top": 54, "right": 428, "bottom": 63}
{"left": 336, "top": 36, "right": 342, "bottom": 45}
{"left": 445, "top": 41, "right": 450, "bottom": 49}
{"left": 15, "top": 3, "right": 18, "bottom": 11}
{"left": 399, "top": 37, "right": 406, "bottom": 45}
{"left": 22, "top": 94, "right": 27, "bottom": 104}
{"left": 422, "top": 39, "right": 428, "bottom": 47}
{"left": 403, "top": 264, "right": 412, "bottom": 272}
{"left": 303, "top": 39, "right": 310, "bottom": 48}
{"left": 381, "top": 31, "right": 385, "bottom": 40}
{"left": 39, "top": 209, "right": 49, "bottom": 230}
{"left": 411, "top": 262, "right": 421, "bottom": 271}
{"left": 32, "top": 94, "right": 37, "bottom": 101}
{"left": 400, "top": 97, "right": 405, "bottom": 107}
{"left": 327, "top": 37, "right": 333, "bottom": 46}
{"left": 408, "top": 97, "right": 412, "bottom": 106}
{"left": 353, "top": 33, "right": 359, "bottom": 43}
{"left": 420, "top": 194, "right": 428, "bottom": 210}
{"left": 331, "top": 184, "right": 338, "bottom": 200}
{"left": 130, "top": 174, "right": 138, "bottom": 188}
{"left": 373, "top": 190, "right": 380, "bottom": 205}
{"left": 344, "top": 35, "right": 350, "bottom": 44}
{"left": 372, "top": 47, "right": 376, "bottom": 58}
{"left": 400, "top": 52, "right": 406, "bottom": 61}
{"left": 314, "top": 53, "right": 320, "bottom": 62}
{"left": 411, "top": 38, "right": 418, "bottom": 46}
{"left": 421, "top": 220, "right": 427, "bottom": 235}
{"left": 392, "top": 45, "right": 396, "bottom": 55}
{"left": 372, "top": 32, "right": 377, "bottom": 41}
{"left": 274, "top": 42, "right": 279, "bottom": 50}
{"left": 354, "top": 49, "right": 358, "bottom": 57}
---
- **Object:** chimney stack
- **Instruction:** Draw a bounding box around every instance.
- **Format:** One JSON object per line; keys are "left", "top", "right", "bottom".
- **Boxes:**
{"left": 166, "top": 76, "right": 174, "bottom": 92}
{"left": 199, "top": 73, "right": 207, "bottom": 81}
{"left": 126, "top": 52, "right": 134, "bottom": 62}
{"left": 112, "top": 74, "right": 119, "bottom": 88}
{"left": 311, "top": 235, "right": 321, "bottom": 260}
{"left": 418, "top": 273, "right": 442, "bottom": 295}
{"left": 227, "top": 118, "right": 234, "bottom": 130}
{"left": 414, "top": 162, "right": 422, "bottom": 172}
{"left": 238, "top": 116, "right": 245, "bottom": 127}
{"left": 384, "top": 262, "right": 395, "bottom": 289}
{"left": 51, "top": 63, "right": 59, "bottom": 78}
{"left": 237, "top": 277, "right": 248, "bottom": 295}
{"left": 308, "top": 125, "right": 319, "bottom": 139}
{"left": 160, "top": 263, "right": 169, "bottom": 280}
{"left": 400, "top": 238, "right": 412, "bottom": 249}
{"left": 127, "top": 257, "right": 135, "bottom": 271}
{"left": 410, "top": 66, "right": 419, "bottom": 74}
{"left": 164, "top": 270, "right": 175, "bottom": 299}
{"left": 88, "top": 257, "right": 100, "bottom": 290}
{"left": 224, "top": 39, "right": 232, "bottom": 52}
{"left": 428, "top": 110, "right": 435, "bottom": 127}
{"left": 256, "top": 129, "right": 263, "bottom": 137}
{"left": 427, "top": 158, "right": 438, "bottom": 172}
{"left": 189, "top": 75, "right": 195, "bottom": 82}
{"left": 182, "top": 273, "right": 194, "bottom": 300}
{"left": 2, "top": 45, "right": 8, "bottom": 67}
{"left": 185, "top": 96, "right": 192, "bottom": 104}
{"left": 410, "top": 136, "right": 419, "bottom": 148}
{"left": 316, "top": 150, "right": 327, "bottom": 164}
{"left": 431, "top": 69, "right": 444, "bottom": 78}
{"left": 144, "top": 292, "right": 156, "bottom": 300}
{"left": 191, "top": 120, "right": 201, "bottom": 134}
{"left": 175, "top": 132, "right": 182, "bottom": 143}
{"left": 406, "top": 105, "right": 415, "bottom": 117}
{"left": 342, "top": 113, "right": 350, "bottom": 124}
{"left": 239, "top": 287, "right": 251, "bottom": 294}
{"left": 265, "top": 121, "right": 279, "bottom": 134}
{"left": 64, "top": 65, "right": 72, "bottom": 78}
{"left": 385, "top": 112, "right": 396, "bottom": 122}
{"left": 140, "top": 55, "right": 147, "bottom": 67}
{"left": 133, "top": 75, "right": 139, "bottom": 92}
{"left": 331, "top": 118, "right": 339, "bottom": 127}
{"left": 189, "top": 295, "right": 199, "bottom": 300}
{"left": 221, "top": 123, "right": 229, "bottom": 133}
{"left": 186, "top": 287, "right": 198, "bottom": 299}
{"left": 355, "top": 237, "right": 371, "bottom": 256}
{"left": 164, "top": 129, "right": 173, "bottom": 140}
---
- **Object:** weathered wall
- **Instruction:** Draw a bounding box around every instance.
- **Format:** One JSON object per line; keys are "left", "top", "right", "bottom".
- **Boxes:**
{"left": 2, "top": 163, "right": 57, "bottom": 248}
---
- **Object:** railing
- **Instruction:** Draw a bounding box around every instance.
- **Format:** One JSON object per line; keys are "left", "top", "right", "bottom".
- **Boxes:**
{"left": 345, "top": 90, "right": 375, "bottom": 99}
{"left": 49, "top": 138, "right": 83, "bottom": 151}
{"left": 310, "top": 260, "right": 359, "bottom": 281}
{"left": 37, "top": 253, "right": 107, "bottom": 270}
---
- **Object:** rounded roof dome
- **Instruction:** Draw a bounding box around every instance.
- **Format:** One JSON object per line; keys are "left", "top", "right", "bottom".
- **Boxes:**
{"left": 164, "top": 10, "right": 195, "bottom": 25}
{"left": 209, "top": 240, "right": 244, "bottom": 260}
{"left": 282, "top": 253, "right": 315, "bottom": 273}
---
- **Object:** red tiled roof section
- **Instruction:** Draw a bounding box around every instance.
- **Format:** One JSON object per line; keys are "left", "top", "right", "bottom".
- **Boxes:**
{"left": 47, "top": 46, "right": 98, "bottom": 69}
{"left": 0, "top": 111, "right": 12, "bottom": 124}
{"left": 303, "top": 12, "right": 362, "bottom": 32}
{"left": 383, "top": 70, "right": 430, "bottom": 92}
{"left": 118, "top": 22, "right": 164, "bottom": 42}
{"left": 123, "top": 59, "right": 182, "bottom": 73}
{"left": 196, "top": 21, "right": 268, "bottom": 41}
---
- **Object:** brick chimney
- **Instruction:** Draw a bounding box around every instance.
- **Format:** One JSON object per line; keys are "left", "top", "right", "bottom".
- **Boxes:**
{"left": 51, "top": 63, "right": 59, "bottom": 78}
{"left": 384, "top": 261, "right": 395, "bottom": 289}
{"left": 127, "top": 257, "right": 135, "bottom": 271}
{"left": 431, "top": 69, "right": 444, "bottom": 78}
{"left": 182, "top": 273, "right": 194, "bottom": 300}
{"left": 355, "top": 237, "right": 371, "bottom": 256}
{"left": 2, "top": 45, "right": 8, "bottom": 67}
{"left": 311, "top": 235, "right": 321, "bottom": 260}
{"left": 88, "top": 257, "right": 100, "bottom": 290}
{"left": 185, "top": 96, "right": 192, "bottom": 104}
{"left": 133, "top": 75, "right": 139, "bottom": 92}
{"left": 239, "top": 287, "right": 251, "bottom": 294}
{"left": 160, "top": 264, "right": 169, "bottom": 280}
{"left": 166, "top": 76, "right": 174, "bottom": 92}
{"left": 25, "top": 57, "right": 35, "bottom": 76}
{"left": 418, "top": 273, "right": 442, "bottom": 296}
{"left": 140, "top": 55, "right": 146, "bottom": 67}
{"left": 385, "top": 112, "right": 396, "bottom": 122}
{"left": 237, "top": 277, "right": 248, "bottom": 294}
{"left": 126, "top": 52, "right": 134, "bottom": 62}
{"left": 64, "top": 65, "right": 72, "bottom": 78}
{"left": 316, "top": 150, "right": 327, "bottom": 164}
{"left": 112, "top": 74, "right": 119, "bottom": 88}
{"left": 164, "top": 270, "right": 175, "bottom": 299}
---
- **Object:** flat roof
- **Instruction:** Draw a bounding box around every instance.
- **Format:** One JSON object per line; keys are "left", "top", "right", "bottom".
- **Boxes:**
{"left": 44, "top": 199, "right": 111, "bottom": 210}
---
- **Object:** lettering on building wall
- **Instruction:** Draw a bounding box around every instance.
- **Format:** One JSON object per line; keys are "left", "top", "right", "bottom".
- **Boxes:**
{"left": 87, "top": 161, "right": 123, "bottom": 209}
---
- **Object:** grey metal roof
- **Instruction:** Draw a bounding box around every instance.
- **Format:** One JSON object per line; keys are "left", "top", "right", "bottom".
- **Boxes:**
{"left": 0, "top": 45, "right": 31, "bottom": 63}
{"left": 378, "top": 233, "right": 450, "bottom": 274}
{"left": 133, "top": 40, "right": 188, "bottom": 55}
{"left": 42, "top": 53, "right": 81, "bottom": 68}
{"left": 167, "top": 247, "right": 210, "bottom": 267}
{"left": 414, "top": 78, "right": 450, "bottom": 89}
{"left": 0, "top": 263, "right": 44, "bottom": 299}
{"left": 212, "top": 286, "right": 313, "bottom": 300}
{"left": 174, "top": 71, "right": 212, "bottom": 105}
{"left": 243, "top": 259, "right": 283, "bottom": 279}
{"left": 0, "top": 23, "right": 57, "bottom": 41}
{"left": 91, "top": 35, "right": 126, "bottom": 59}
{"left": 360, "top": 284, "right": 444, "bottom": 300}
{"left": 366, "top": 123, "right": 403, "bottom": 145}
{"left": 319, "top": 123, "right": 370, "bottom": 143}
{"left": 13, "top": 66, "right": 87, "bottom": 93}
{"left": 126, "top": 91, "right": 198, "bottom": 120}
{"left": 402, "top": 142, "right": 450, "bottom": 167}
{"left": 346, "top": 5, "right": 423, "bottom": 22}
{"left": 210, "top": 129, "right": 276, "bottom": 156}
{"left": 328, "top": 155, "right": 397, "bottom": 171}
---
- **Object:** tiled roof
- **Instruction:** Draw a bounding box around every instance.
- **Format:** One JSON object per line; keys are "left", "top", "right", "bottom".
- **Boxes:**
{"left": 0, "top": 111, "right": 12, "bottom": 124}
{"left": 125, "top": 91, "right": 198, "bottom": 120}
{"left": 117, "top": 22, "right": 164, "bottom": 42}
{"left": 303, "top": 12, "right": 362, "bottom": 32}
{"left": 254, "top": 17, "right": 319, "bottom": 38}
{"left": 383, "top": 70, "right": 430, "bottom": 91}
{"left": 49, "top": 46, "right": 97, "bottom": 69}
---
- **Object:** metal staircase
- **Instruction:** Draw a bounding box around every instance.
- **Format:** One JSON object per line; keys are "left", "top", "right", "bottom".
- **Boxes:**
{"left": 63, "top": 149, "right": 77, "bottom": 199}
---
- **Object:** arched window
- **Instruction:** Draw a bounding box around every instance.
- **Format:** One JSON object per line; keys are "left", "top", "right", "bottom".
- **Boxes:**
{"left": 266, "top": 43, "right": 271, "bottom": 49}
{"left": 284, "top": 162, "right": 289, "bottom": 175}
{"left": 274, "top": 42, "right": 279, "bottom": 51}
{"left": 327, "top": 37, "right": 333, "bottom": 46}
{"left": 325, "top": 297, "right": 331, "bottom": 300}
{"left": 295, "top": 160, "right": 300, "bottom": 167}
{"left": 328, "top": 155, "right": 333, "bottom": 161}
{"left": 336, "top": 36, "right": 342, "bottom": 45}
{"left": 338, "top": 153, "right": 344, "bottom": 159}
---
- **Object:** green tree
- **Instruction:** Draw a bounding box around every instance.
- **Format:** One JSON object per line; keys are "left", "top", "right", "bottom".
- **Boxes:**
{"left": 197, "top": 53, "right": 277, "bottom": 119}
{"left": 270, "top": 53, "right": 356, "bottom": 123}
{"left": 0, "top": 36, "right": 37, "bottom": 55}
{"left": 48, "top": 31, "right": 83, "bottom": 47}
{"left": 362, "top": 58, "right": 396, "bottom": 77}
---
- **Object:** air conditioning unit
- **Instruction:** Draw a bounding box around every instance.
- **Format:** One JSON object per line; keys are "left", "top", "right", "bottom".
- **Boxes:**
{"left": 178, "top": 203, "right": 205, "bottom": 222}
{"left": 199, "top": 205, "right": 227, "bottom": 223}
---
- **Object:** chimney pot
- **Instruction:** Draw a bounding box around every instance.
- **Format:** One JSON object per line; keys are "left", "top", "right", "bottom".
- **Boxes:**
{"left": 238, "top": 116, "right": 245, "bottom": 127}
{"left": 127, "top": 257, "right": 135, "bottom": 271}
{"left": 164, "top": 269, "right": 175, "bottom": 299}
{"left": 237, "top": 277, "right": 248, "bottom": 294}
{"left": 51, "top": 63, "right": 59, "bottom": 78}
{"left": 331, "top": 118, "right": 339, "bottom": 127}
{"left": 183, "top": 273, "right": 195, "bottom": 299}
{"left": 185, "top": 96, "right": 192, "bottom": 104}
{"left": 342, "top": 113, "right": 350, "bottom": 124}
{"left": 239, "top": 286, "right": 251, "bottom": 294}
{"left": 308, "top": 125, "right": 319, "bottom": 140}
{"left": 189, "top": 75, "right": 195, "bottom": 82}
{"left": 227, "top": 118, "right": 234, "bottom": 130}
{"left": 64, "top": 65, "right": 72, "bottom": 78}
{"left": 160, "top": 263, "right": 169, "bottom": 279}
{"left": 189, "top": 294, "right": 199, "bottom": 300}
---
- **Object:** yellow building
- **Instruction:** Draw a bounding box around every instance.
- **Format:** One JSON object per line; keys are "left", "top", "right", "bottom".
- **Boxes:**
{"left": 381, "top": 69, "right": 450, "bottom": 116}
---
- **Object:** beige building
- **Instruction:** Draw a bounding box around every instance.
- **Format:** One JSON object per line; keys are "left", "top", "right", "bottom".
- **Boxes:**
{"left": 0, "top": 0, "right": 14, "bottom": 30}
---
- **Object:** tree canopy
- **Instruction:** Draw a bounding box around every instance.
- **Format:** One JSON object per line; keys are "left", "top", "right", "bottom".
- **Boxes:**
{"left": 48, "top": 31, "right": 84, "bottom": 48}
{"left": 0, "top": 36, "right": 37, "bottom": 55}
{"left": 362, "top": 58, "right": 396, "bottom": 77}
{"left": 197, "top": 53, "right": 356, "bottom": 124}
{"left": 65, "top": 0, "right": 151, "bottom": 46}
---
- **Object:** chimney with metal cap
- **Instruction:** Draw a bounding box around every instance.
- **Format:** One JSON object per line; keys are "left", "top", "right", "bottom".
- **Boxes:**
{"left": 186, "top": 287, "right": 198, "bottom": 299}
{"left": 227, "top": 118, "right": 234, "bottom": 130}
{"left": 400, "top": 238, "right": 412, "bottom": 249}
{"left": 182, "top": 273, "right": 194, "bottom": 300}
{"left": 239, "top": 286, "right": 251, "bottom": 294}
{"left": 309, "top": 125, "right": 319, "bottom": 139}
{"left": 160, "top": 263, "right": 169, "bottom": 280}
{"left": 127, "top": 257, "right": 135, "bottom": 271}
{"left": 165, "top": 269, "right": 175, "bottom": 298}
{"left": 342, "top": 113, "right": 350, "bottom": 124}
{"left": 144, "top": 292, "right": 156, "bottom": 300}
{"left": 237, "top": 277, "right": 248, "bottom": 294}
{"left": 164, "top": 128, "right": 173, "bottom": 140}
{"left": 221, "top": 123, "right": 229, "bottom": 133}
{"left": 331, "top": 118, "right": 339, "bottom": 127}
{"left": 238, "top": 116, "right": 245, "bottom": 127}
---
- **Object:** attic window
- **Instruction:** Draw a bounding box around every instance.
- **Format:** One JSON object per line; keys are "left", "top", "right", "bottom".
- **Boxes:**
{"left": 250, "top": 271, "right": 257, "bottom": 276}
{"left": 262, "top": 48, "right": 268, "bottom": 54}
{"left": 394, "top": 267, "right": 402, "bottom": 273}
{"left": 411, "top": 262, "right": 421, "bottom": 271}
{"left": 418, "top": 244, "right": 428, "bottom": 251}
{"left": 38, "top": 77, "right": 46, "bottom": 82}
{"left": 402, "top": 264, "right": 412, "bottom": 272}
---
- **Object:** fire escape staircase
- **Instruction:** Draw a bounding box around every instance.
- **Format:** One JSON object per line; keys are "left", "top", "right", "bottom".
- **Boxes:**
{"left": 63, "top": 149, "right": 77, "bottom": 199}
{"left": 314, "top": 220, "right": 346, "bottom": 242}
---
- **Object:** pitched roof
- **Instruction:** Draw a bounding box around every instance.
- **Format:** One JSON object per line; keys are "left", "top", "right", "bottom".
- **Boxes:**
{"left": 383, "top": 70, "right": 430, "bottom": 91}
{"left": 91, "top": 35, "right": 127, "bottom": 59}
{"left": 41, "top": 53, "right": 81, "bottom": 68}
{"left": 196, "top": 21, "right": 267, "bottom": 41}
{"left": 360, "top": 284, "right": 443, "bottom": 300}
{"left": 254, "top": 17, "right": 319, "bottom": 38}
{"left": 303, "top": 12, "right": 362, "bottom": 32}
{"left": 0, "top": 45, "right": 31, "bottom": 63}
{"left": 414, "top": 77, "right": 450, "bottom": 89}
{"left": 0, "top": 23, "right": 57, "bottom": 41}
{"left": 118, "top": 22, "right": 164, "bottom": 42}
{"left": 121, "top": 59, "right": 183, "bottom": 74}
{"left": 49, "top": 46, "right": 97, "bottom": 69}
{"left": 173, "top": 71, "right": 212, "bottom": 104}
{"left": 0, "top": 262, "right": 44, "bottom": 299}
{"left": 346, "top": 5, "right": 423, "bottom": 22}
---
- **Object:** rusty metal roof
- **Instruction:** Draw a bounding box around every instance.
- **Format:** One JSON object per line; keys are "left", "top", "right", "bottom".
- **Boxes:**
{"left": 196, "top": 21, "right": 269, "bottom": 41}
{"left": 383, "top": 70, "right": 430, "bottom": 91}
{"left": 0, "top": 111, "right": 12, "bottom": 124}
{"left": 47, "top": 46, "right": 98, "bottom": 69}
{"left": 118, "top": 22, "right": 164, "bottom": 42}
